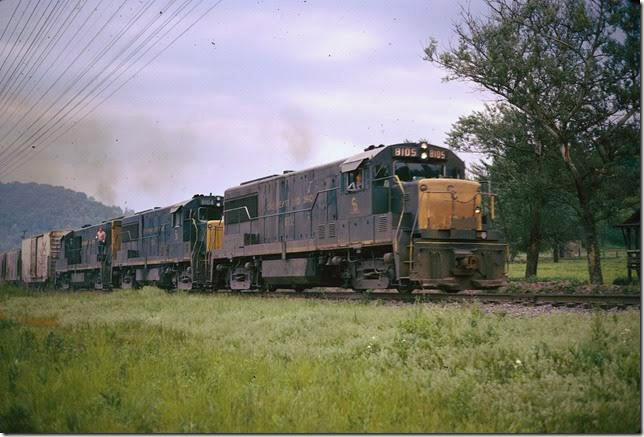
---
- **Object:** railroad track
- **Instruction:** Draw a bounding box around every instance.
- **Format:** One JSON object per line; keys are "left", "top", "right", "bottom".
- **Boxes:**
{"left": 213, "top": 290, "right": 641, "bottom": 309}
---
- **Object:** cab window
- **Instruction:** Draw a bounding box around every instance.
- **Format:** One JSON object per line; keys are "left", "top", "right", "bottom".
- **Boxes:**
{"left": 345, "top": 168, "right": 365, "bottom": 192}
{"left": 373, "top": 164, "right": 391, "bottom": 187}
{"left": 198, "top": 207, "right": 221, "bottom": 221}
{"left": 394, "top": 162, "right": 445, "bottom": 182}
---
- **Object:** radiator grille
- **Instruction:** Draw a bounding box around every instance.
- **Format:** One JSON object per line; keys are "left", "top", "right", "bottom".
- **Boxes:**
{"left": 377, "top": 215, "right": 389, "bottom": 233}
{"left": 317, "top": 224, "right": 326, "bottom": 240}
{"left": 328, "top": 222, "right": 337, "bottom": 239}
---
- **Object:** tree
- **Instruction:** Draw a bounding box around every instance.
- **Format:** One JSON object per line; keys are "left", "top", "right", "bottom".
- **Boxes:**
{"left": 449, "top": 103, "right": 580, "bottom": 277}
{"left": 425, "top": 0, "right": 640, "bottom": 283}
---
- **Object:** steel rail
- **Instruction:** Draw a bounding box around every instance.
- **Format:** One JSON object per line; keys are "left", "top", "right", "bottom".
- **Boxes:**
{"left": 206, "top": 289, "right": 641, "bottom": 308}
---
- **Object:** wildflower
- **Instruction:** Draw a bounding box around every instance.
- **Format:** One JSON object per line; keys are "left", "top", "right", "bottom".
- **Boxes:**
{"left": 515, "top": 359, "right": 522, "bottom": 365}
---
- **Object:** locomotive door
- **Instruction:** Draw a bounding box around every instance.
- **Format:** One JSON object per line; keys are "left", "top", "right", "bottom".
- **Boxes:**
{"left": 372, "top": 163, "right": 391, "bottom": 214}
{"left": 325, "top": 175, "right": 338, "bottom": 222}
{"left": 339, "top": 163, "right": 372, "bottom": 244}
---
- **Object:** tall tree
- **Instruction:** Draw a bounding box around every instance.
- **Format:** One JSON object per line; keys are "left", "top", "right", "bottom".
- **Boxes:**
{"left": 449, "top": 103, "right": 579, "bottom": 277}
{"left": 425, "top": 0, "right": 640, "bottom": 283}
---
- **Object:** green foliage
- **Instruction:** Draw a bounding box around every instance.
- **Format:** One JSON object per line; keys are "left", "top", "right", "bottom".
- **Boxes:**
{"left": 0, "top": 182, "right": 124, "bottom": 251}
{"left": 449, "top": 104, "right": 581, "bottom": 261}
{"left": 0, "top": 287, "right": 639, "bottom": 432}
{"left": 426, "top": 0, "right": 640, "bottom": 284}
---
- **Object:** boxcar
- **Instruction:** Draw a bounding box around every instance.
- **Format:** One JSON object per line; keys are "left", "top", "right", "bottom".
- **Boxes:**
{"left": 20, "top": 231, "right": 68, "bottom": 287}
{"left": 0, "top": 252, "right": 6, "bottom": 283}
{"left": 3, "top": 248, "right": 22, "bottom": 284}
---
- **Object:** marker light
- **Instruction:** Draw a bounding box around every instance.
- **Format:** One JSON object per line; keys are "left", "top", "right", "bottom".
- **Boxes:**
{"left": 421, "top": 152, "right": 428, "bottom": 160}
{"left": 480, "top": 231, "right": 488, "bottom": 240}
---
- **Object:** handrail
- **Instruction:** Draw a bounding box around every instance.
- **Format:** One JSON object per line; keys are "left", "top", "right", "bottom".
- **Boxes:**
{"left": 393, "top": 175, "right": 406, "bottom": 254}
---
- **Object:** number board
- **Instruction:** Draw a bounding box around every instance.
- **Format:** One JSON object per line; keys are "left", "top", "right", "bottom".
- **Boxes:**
{"left": 201, "top": 198, "right": 215, "bottom": 205}
{"left": 393, "top": 147, "right": 446, "bottom": 160}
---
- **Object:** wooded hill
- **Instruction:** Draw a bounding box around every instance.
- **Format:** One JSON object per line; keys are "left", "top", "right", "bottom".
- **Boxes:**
{"left": 0, "top": 182, "right": 126, "bottom": 252}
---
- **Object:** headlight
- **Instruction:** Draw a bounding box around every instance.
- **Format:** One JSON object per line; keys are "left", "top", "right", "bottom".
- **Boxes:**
{"left": 419, "top": 184, "right": 428, "bottom": 192}
{"left": 480, "top": 231, "right": 488, "bottom": 240}
{"left": 475, "top": 207, "right": 481, "bottom": 214}
{"left": 420, "top": 143, "right": 428, "bottom": 149}
{"left": 420, "top": 152, "right": 428, "bottom": 160}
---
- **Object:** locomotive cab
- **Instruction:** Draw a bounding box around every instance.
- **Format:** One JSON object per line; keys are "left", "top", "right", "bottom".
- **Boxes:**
{"left": 383, "top": 143, "right": 506, "bottom": 291}
{"left": 337, "top": 142, "right": 505, "bottom": 291}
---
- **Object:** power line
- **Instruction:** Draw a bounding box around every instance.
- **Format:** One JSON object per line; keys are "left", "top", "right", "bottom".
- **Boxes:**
{"left": 0, "top": 0, "right": 163, "bottom": 167}
{"left": 0, "top": 0, "right": 74, "bottom": 119}
{"left": 0, "top": 1, "right": 128, "bottom": 160}
{"left": 0, "top": 0, "right": 62, "bottom": 114}
{"left": 0, "top": 0, "right": 89, "bottom": 123}
{"left": 0, "top": 0, "right": 191, "bottom": 171}
{"left": 0, "top": 0, "right": 41, "bottom": 95}
{"left": 0, "top": 0, "right": 222, "bottom": 179}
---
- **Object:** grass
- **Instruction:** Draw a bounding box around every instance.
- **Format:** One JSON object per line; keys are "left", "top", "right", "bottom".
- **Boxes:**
{"left": 0, "top": 285, "right": 640, "bottom": 433}
{"left": 507, "top": 250, "right": 633, "bottom": 284}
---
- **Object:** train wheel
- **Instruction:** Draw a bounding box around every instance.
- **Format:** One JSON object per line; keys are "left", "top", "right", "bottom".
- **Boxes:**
{"left": 397, "top": 285, "right": 414, "bottom": 295}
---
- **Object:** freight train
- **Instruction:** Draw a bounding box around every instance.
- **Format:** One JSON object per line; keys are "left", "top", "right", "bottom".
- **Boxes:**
{"left": 0, "top": 142, "right": 506, "bottom": 292}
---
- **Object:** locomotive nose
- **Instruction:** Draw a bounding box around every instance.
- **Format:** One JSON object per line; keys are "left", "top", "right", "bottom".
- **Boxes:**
{"left": 416, "top": 178, "right": 483, "bottom": 231}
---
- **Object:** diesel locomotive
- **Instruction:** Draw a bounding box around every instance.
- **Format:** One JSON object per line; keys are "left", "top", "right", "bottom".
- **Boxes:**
{"left": 208, "top": 142, "right": 506, "bottom": 292}
{"left": 0, "top": 142, "right": 506, "bottom": 292}
{"left": 54, "top": 194, "right": 224, "bottom": 290}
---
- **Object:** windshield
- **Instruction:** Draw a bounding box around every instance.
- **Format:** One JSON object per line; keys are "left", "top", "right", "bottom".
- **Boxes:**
{"left": 394, "top": 161, "right": 445, "bottom": 182}
{"left": 198, "top": 206, "right": 223, "bottom": 221}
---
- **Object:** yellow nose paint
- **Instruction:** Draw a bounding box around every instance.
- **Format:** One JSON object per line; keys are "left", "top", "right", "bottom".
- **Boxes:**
{"left": 417, "top": 179, "right": 482, "bottom": 231}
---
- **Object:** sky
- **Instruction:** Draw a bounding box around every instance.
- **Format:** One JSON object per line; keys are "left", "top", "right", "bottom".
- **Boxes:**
{"left": 0, "top": 0, "right": 496, "bottom": 211}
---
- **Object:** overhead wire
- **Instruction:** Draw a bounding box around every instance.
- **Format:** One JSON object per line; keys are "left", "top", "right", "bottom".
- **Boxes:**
{"left": 0, "top": 0, "right": 165, "bottom": 167}
{"left": 0, "top": 0, "right": 192, "bottom": 172}
{"left": 0, "top": 0, "right": 36, "bottom": 97}
{"left": 0, "top": 0, "right": 128, "bottom": 160}
{"left": 0, "top": 0, "right": 74, "bottom": 120}
{"left": 0, "top": 0, "right": 29, "bottom": 82}
{"left": 0, "top": 0, "right": 91, "bottom": 124}
{"left": 0, "top": 0, "right": 222, "bottom": 179}
{"left": 0, "top": 0, "right": 41, "bottom": 95}
{"left": 0, "top": 0, "right": 23, "bottom": 53}
{"left": 0, "top": 0, "right": 62, "bottom": 115}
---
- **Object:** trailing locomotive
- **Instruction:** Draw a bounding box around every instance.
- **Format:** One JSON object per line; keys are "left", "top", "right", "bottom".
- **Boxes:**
{"left": 208, "top": 142, "right": 506, "bottom": 292}
{"left": 55, "top": 194, "right": 224, "bottom": 290}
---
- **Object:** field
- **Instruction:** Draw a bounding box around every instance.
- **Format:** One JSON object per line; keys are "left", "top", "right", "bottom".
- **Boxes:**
{"left": 0, "top": 285, "right": 639, "bottom": 433}
{"left": 507, "top": 250, "right": 631, "bottom": 284}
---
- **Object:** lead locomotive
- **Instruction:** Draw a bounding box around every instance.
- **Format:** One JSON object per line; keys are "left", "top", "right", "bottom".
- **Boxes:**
{"left": 208, "top": 142, "right": 506, "bottom": 292}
